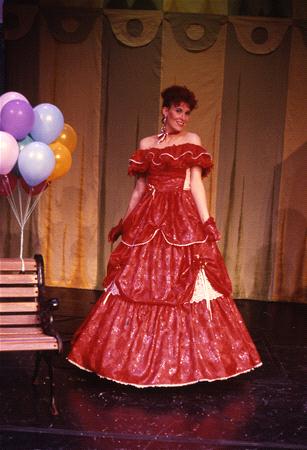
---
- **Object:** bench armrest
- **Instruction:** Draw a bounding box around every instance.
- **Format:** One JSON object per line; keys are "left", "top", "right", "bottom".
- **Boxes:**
{"left": 39, "top": 297, "right": 63, "bottom": 353}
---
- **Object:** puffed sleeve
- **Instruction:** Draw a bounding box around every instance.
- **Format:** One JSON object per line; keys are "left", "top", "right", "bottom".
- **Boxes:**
{"left": 178, "top": 144, "right": 213, "bottom": 177}
{"left": 128, "top": 149, "right": 150, "bottom": 176}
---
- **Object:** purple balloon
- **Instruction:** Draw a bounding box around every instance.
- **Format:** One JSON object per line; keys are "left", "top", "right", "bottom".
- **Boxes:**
{"left": 18, "top": 141, "right": 55, "bottom": 187}
{"left": 1, "top": 100, "right": 35, "bottom": 140}
{"left": 31, "top": 103, "right": 64, "bottom": 144}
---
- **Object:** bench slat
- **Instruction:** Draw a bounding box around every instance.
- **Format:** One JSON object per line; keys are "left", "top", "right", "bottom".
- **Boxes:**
{"left": 0, "top": 327, "right": 42, "bottom": 335}
{"left": 1, "top": 334, "right": 55, "bottom": 341}
{"left": 0, "top": 302, "right": 38, "bottom": 313}
{"left": 0, "top": 287, "right": 38, "bottom": 298}
{"left": 0, "top": 340, "right": 58, "bottom": 351}
{"left": 0, "top": 274, "right": 38, "bottom": 284}
{"left": 0, "top": 259, "right": 37, "bottom": 271}
{"left": 1, "top": 315, "right": 40, "bottom": 325}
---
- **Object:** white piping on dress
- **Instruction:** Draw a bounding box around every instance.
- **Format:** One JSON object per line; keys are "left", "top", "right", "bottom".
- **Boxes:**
{"left": 129, "top": 159, "right": 143, "bottom": 165}
{"left": 122, "top": 229, "right": 208, "bottom": 247}
{"left": 129, "top": 149, "right": 211, "bottom": 167}
{"left": 161, "top": 230, "right": 208, "bottom": 246}
{"left": 122, "top": 228, "right": 160, "bottom": 247}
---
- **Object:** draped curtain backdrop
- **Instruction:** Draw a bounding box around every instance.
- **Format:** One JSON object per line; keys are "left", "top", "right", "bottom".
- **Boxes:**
{"left": 1, "top": 4, "right": 306, "bottom": 303}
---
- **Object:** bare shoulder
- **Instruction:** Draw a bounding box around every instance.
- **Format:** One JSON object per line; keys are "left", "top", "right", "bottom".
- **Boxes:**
{"left": 185, "top": 132, "right": 202, "bottom": 146}
{"left": 139, "top": 135, "right": 157, "bottom": 149}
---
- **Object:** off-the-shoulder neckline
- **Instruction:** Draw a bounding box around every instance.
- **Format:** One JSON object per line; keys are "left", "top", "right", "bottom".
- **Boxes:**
{"left": 137, "top": 143, "right": 206, "bottom": 152}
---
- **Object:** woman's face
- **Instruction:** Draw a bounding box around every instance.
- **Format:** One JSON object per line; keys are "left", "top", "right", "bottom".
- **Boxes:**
{"left": 163, "top": 102, "right": 191, "bottom": 134}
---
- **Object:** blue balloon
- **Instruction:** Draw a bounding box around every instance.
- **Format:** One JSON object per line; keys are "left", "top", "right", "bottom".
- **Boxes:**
{"left": 18, "top": 141, "right": 55, "bottom": 187}
{"left": 10, "top": 136, "right": 34, "bottom": 177}
{"left": 30, "top": 103, "right": 64, "bottom": 144}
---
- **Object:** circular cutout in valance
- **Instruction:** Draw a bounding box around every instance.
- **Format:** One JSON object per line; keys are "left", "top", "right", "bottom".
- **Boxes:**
{"left": 230, "top": 17, "right": 291, "bottom": 54}
{"left": 185, "top": 23, "right": 205, "bottom": 41}
{"left": 42, "top": 8, "right": 101, "bottom": 43}
{"left": 126, "top": 18, "right": 144, "bottom": 37}
{"left": 166, "top": 13, "right": 227, "bottom": 52}
{"left": 105, "top": 10, "right": 162, "bottom": 47}
{"left": 251, "top": 27, "right": 269, "bottom": 44}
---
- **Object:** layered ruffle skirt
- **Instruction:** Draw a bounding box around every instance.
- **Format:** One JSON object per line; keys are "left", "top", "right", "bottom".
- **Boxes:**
{"left": 68, "top": 175, "right": 262, "bottom": 386}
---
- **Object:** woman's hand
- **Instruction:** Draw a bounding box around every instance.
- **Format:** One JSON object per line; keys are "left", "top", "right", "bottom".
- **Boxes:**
{"left": 108, "top": 175, "right": 147, "bottom": 244}
{"left": 203, "top": 217, "right": 221, "bottom": 242}
{"left": 108, "top": 219, "right": 123, "bottom": 243}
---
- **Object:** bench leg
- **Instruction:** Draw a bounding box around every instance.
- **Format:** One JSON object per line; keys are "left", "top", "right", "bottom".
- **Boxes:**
{"left": 32, "top": 351, "right": 59, "bottom": 416}
{"left": 32, "top": 351, "right": 43, "bottom": 385}
{"left": 43, "top": 351, "right": 59, "bottom": 416}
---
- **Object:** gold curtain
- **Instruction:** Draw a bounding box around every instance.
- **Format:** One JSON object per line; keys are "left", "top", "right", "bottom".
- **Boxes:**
{"left": 37, "top": 14, "right": 102, "bottom": 288}
{"left": 2, "top": 7, "right": 306, "bottom": 303}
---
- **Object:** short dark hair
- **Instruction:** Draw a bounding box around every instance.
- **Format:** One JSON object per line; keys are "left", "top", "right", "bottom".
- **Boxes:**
{"left": 161, "top": 85, "right": 198, "bottom": 110}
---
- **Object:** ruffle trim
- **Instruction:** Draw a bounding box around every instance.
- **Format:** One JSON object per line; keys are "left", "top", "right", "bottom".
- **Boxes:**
{"left": 67, "top": 359, "right": 263, "bottom": 388}
{"left": 122, "top": 228, "right": 209, "bottom": 247}
{"left": 128, "top": 143, "right": 213, "bottom": 177}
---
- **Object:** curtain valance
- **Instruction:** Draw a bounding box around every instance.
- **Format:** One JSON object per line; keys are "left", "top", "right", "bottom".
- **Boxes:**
{"left": 4, "top": 6, "right": 307, "bottom": 53}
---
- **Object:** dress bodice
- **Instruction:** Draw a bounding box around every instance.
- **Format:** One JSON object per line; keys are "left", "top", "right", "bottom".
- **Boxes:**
{"left": 128, "top": 143, "right": 213, "bottom": 179}
{"left": 121, "top": 144, "right": 213, "bottom": 248}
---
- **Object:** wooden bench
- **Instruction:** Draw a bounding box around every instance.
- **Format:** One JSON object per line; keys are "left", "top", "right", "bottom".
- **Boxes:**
{"left": 0, "top": 254, "right": 63, "bottom": 415}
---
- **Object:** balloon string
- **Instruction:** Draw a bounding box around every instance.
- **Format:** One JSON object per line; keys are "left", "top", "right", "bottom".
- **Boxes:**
{"left": 4, "top": 177, "right": 45, "bottom": 272}
{"left": 22, "top": 190, "right": 32, "bottom": 227}
{"left": 4, "top": 176, "right": 22, "bottom": 227}
{"left": 6, "top": 195, "right": 22, "bottom": 227}
{"left": 23, "top": 184, "right": 46, "bottom": 223}
{"left": 19, "top": 225, "right": 25, "bottom": 272}
{"left": 16, "top": 181, "right": 27, "bottom": 272}
{"left": 17, "top": 181, "right": 24, "bottom": 225}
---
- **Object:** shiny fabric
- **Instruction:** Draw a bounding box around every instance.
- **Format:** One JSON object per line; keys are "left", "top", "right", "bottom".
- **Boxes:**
{"left": 68, "top": 144, "right": 262, "bottom": 386}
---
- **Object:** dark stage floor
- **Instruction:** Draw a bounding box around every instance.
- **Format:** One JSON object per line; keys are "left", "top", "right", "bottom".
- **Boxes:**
{"left": 1, "top": 288, "right": 306, "bottom": 450}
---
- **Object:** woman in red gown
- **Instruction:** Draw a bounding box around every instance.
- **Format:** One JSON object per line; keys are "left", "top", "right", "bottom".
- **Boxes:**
{"left": 68, "top": 86, "right": 262, "bottom": 386}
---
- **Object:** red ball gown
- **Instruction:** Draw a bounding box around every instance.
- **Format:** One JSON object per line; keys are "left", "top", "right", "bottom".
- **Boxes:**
{"left": 68, "top": 143, "right": 262, "bottom": 386}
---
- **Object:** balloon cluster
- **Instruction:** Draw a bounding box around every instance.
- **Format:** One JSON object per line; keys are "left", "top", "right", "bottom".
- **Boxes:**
{"left": 0, "top": 91, "right": 77, "bottom": 192}
{"left": 0, "top": 91, "right": 77, "bottom": 267}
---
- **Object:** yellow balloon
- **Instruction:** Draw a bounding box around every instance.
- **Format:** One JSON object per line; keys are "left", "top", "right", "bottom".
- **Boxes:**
{"left": 55, "top": 123, "right": 77, "bottom": 153}
{"left": 48, "top": 142, "right": 72, "bottom": 181}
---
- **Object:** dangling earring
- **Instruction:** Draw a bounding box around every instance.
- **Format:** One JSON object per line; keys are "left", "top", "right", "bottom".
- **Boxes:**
{"left": 157, "top": 115, "right": 168, "bottom": 144}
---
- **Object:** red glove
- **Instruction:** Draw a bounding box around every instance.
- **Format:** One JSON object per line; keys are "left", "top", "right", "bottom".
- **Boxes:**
{"left": 203, "top": 217, "right": 221, "bottom": 242}
{"left": 108, "top": 219, "right": 123, "bottom": 243}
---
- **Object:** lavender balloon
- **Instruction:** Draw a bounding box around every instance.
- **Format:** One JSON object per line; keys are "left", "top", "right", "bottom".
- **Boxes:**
{"left": 1, "top": 100, "right": 35, "bottom": 140}
{"left": 0, "top": 131, "right": 19, "bottom": 175}
{"left": 18, "top": 141, "right": 55, "bottom": 186}
{"left": 0, "top": 91, "right": 29, "bottom": 114}
{"left": 30, "top": 103, "right": 64, "bottom": 144}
